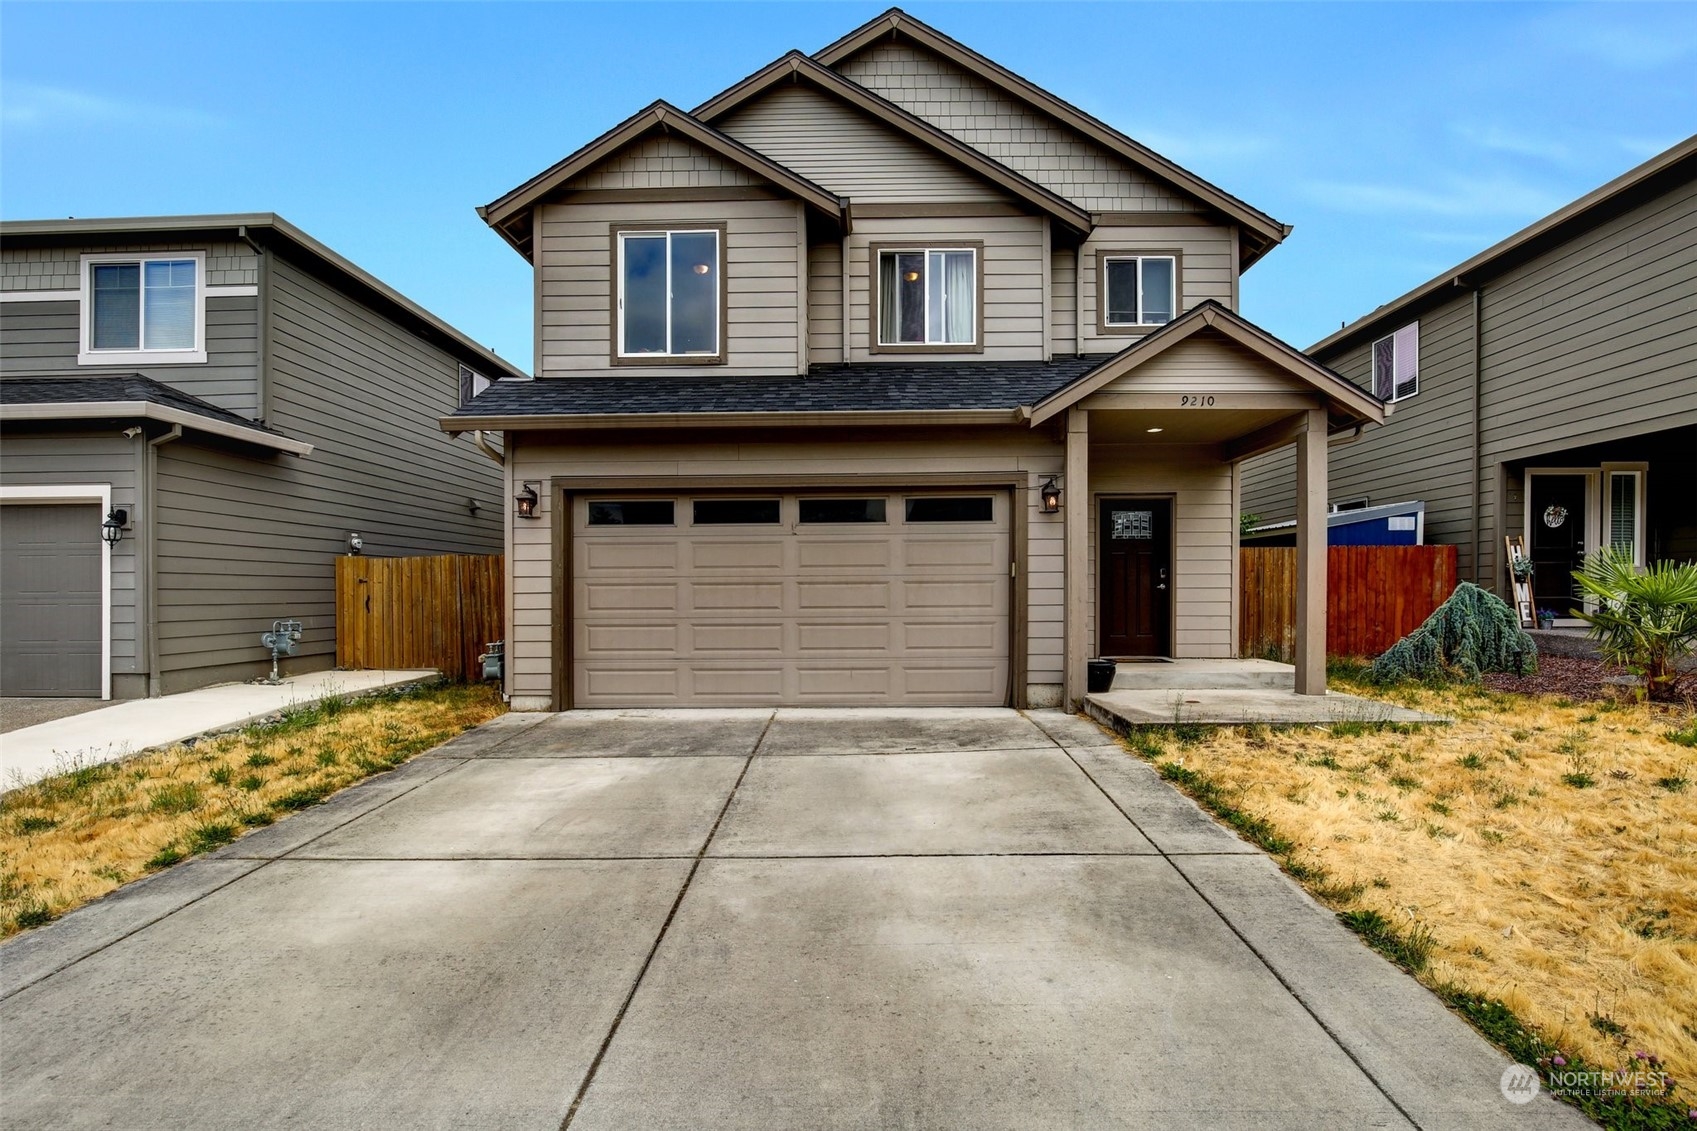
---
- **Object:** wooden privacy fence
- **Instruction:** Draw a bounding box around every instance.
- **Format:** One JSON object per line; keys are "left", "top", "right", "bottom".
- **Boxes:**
{"left": 1240, "top": 545, "right": 1458, "bottom": 661}
{"left": 336, "top": 554, "right": 503, "bottom": 681}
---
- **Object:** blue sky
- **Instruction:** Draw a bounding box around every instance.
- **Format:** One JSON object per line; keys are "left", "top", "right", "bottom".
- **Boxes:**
{"left": 4, "top": 2, "right": 1693, "bottom": 370}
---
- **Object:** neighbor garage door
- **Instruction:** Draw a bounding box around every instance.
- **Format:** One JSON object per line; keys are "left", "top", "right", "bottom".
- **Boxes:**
{"left": 1, "top": 504, "right": 103, "bottom": 697}
{"left": 571, "top": 491, "right": 1010, "bottom": 706}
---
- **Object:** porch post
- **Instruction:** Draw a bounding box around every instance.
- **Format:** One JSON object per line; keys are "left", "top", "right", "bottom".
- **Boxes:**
{"left": 1064, "top": 408, "right": 1090, "bottom": 708}
{"left": 1295, "top": 407, "right": 1328, "bottom": 695}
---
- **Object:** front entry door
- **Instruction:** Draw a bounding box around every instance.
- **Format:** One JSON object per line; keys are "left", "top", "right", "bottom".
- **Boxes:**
{"left": 1529, "top": 474, "right": 1588, "bottom": 616}
{"left": 1099, "top": 498, "right": 1171, "bottom": 657}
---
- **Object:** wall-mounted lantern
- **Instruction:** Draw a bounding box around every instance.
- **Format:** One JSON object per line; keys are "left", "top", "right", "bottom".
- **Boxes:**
{"left": 1039, "top": 478, "right": 1062, "bottom": 514}
{"left": 514, "top": 483, "right": 541, "bottom": 520}
{"left": 101, "top": 508, "right": 128, "bottom": 546}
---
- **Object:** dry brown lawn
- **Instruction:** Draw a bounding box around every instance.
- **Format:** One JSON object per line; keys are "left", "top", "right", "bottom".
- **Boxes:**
{"left": 0, "top": 682, "right": 503, "bottom": 938}
{"left": 1134, "top": 678, "right": 1697, "bottom": 1084}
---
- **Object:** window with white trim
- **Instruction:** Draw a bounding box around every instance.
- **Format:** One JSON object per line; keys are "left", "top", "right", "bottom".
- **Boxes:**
{"left": 1371, "top": 322, "right": 1419, "bottom": 402}
{"left": 79, "top": 252, "right": 206, "bottom": 365}
{"left": 459, "top": 364, "right": 490, "bottom": 405}
{"left": 1103, "top": 254, "right": 1176, "bottom": 327}
{"left": 616, "top": 229, "right": 720, "bottom": 358}
{"left": 877, "top": 247, "right": 976, "bottom": 346}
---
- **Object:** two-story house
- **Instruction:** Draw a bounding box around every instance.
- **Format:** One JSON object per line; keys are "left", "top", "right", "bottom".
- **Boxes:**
{"left": 1, "top": 214, "right": 527, "bottom": 699}
{"left": 445, "top": 8, "right": 1385, "bottom": 711}
{"left": 1242, "top": 136, "right": 1696, "bottom": 622}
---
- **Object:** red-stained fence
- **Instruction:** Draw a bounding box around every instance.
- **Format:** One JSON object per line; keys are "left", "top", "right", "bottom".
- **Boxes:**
{"left": 1240, "top": 545, "right": 1458, "bottom": 660}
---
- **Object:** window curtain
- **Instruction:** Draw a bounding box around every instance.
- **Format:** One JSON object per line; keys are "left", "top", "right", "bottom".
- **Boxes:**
{"left": 878, "top": 254, "right": 900, "bottom": 343}
{"left": 941, "top": 250, "right": 974, "bottom": 344}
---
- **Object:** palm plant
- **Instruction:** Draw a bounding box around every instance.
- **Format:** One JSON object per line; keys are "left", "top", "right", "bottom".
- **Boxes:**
{"left": 1571, "top": 548, "right": 1697, "bottom": 701}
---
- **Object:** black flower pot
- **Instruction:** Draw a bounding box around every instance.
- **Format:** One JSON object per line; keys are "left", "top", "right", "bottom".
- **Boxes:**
{"left": 1086, "top": 658, "right": 1117, "bottom": 694}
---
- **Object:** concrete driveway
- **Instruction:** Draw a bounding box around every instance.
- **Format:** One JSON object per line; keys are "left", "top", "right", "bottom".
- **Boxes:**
{"left": 0, "top": 709, "right": 1585, "bottom": 1130}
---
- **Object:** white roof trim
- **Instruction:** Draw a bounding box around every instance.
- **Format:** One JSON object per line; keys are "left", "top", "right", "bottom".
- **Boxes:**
{"left": 0, "top": 401, "right": 312, "bottom": 455}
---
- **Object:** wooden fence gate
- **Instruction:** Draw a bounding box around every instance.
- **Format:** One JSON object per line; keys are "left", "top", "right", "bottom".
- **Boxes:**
{"left": 336, "top": 554, "right": 503, "bottom": 681}
{"left": 1240, "top": 545, "right": 1458, "bottom": 660}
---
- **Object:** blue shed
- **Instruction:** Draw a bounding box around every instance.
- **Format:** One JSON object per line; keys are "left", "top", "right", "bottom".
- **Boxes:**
{"left": 1242, "top": 501, "right": 1425, "bottom": 547}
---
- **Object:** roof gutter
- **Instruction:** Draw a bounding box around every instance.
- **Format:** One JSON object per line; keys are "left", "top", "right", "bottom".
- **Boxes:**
{"left": 441, "top": 407, "right": 1021, "bottom": 433}
{"left": 1, "top": 402, "right": 312, "bottom": 456}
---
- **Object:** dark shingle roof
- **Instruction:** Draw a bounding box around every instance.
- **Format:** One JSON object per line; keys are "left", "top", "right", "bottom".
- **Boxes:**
{"left": 0, "top": 375, "right": 288, "bottom": 435}
{"left": 449, "top": 357, "right": 1109, "bottom": 418}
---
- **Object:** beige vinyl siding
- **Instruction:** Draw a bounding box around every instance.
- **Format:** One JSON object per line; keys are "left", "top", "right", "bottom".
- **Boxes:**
{"left": 1089, "top": 448, "right": 1235, "bottom": 658}
{"left": 1050, "top": 246, "right": 1077, "bottom": 355}
{"left": 1086, "top": 334, "right": 1318, "bottom": 399}
{"left": 846, "top": 214, "right": 1045, "bottom": 361}
{"left": 536, "top": 197, "right": 802, "bottom": 376}
{"left": 835, "top": 44, "right": 1201, "bottom": 213}
{"left": 506, "top": 428, "right": 1067, "bottom": 708}
{"left": 1, "top": 240, "right": 257, "bottom": 292}
{"left": 0, "top": 432, "right": 142, "bottom": 687}
{"left": 807, "top": 240, "right": 844, "bottom": 362}
{"left": 717, "top": 82, "right": 1004, "bottom": 203}
{"left": 1079, "top": 223, "right": 1236, "bottom": 353}
{"left": 0, "top": 295, "right": 262, "bottom": 418}
{"left": 561, "top": 135, "right": 764, "bottom": 192}
{"left": 150, "top": 253, "right": 504, "bottom": 692}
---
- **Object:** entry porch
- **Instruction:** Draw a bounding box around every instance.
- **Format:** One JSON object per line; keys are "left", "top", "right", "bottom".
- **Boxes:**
{"left": 1028, "top": 302, "right": 1388, "bottom": 707}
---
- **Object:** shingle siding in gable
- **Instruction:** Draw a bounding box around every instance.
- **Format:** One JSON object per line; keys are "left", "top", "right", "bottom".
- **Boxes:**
{"left": 1, "top": 241, "right": 258, "bottom": 291}
{"left": 717, "top": 82, "right": 1003, "bottom": 203}
{"left": 835, "top": 43, "right": 1199, "bottom": 213}
{"left": 562, "top": 135, "right": 764, "bottom": 192}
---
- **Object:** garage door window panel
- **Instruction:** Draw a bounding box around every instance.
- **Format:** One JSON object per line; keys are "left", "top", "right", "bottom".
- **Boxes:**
{"left": 799, "top": 498, "right": 887, "bottom": 524}
{"left": 587, "top": 500, "right": 675, "bottom": 526}
{"left": 904, "top": 497, "right": 994, "bottom": 523}
{"left": 692, "top": 499, "right": 780, "bottom": 525}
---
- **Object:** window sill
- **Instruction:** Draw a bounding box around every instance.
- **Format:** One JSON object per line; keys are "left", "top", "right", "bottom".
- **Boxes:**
{"left": 610, "top": 353, "right": 726, "bottom": 367}
{"left": 1097, "top": 323, "right": 1171, "bottom": 336}
{"left": 869, "top": 342, "right": 985, "bottom": 355}
{"left": 79, "top": 349, "right": 207, "bottom": 367}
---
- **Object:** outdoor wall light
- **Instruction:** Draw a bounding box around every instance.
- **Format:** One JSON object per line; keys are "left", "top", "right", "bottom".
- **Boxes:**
{"left": 515, "top": 483, "right": 541, "bottom": 520}
{"left": 100, "top": 508, "right": 127, "bottom": 546}
{"left": 1039, "top": 478, "right": 1062, "bottom": 514}
{"left": 348, "top": 532, "right": 364, "bottom": 555}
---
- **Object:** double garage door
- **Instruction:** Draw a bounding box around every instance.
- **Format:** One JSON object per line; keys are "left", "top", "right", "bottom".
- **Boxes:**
{"left": 571, "top": 491, "right": 1010, "bottom": 707}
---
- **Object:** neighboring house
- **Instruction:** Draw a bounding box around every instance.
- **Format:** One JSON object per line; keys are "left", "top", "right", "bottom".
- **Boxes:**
{"left": 445, "top": 8, "right": 1384, "bottom": 710}
{"left": 1243, "top": 137, "right": 1697, "bottom": 622}
{"left": 0, "top": 214, "right": 527, "bottom": 699}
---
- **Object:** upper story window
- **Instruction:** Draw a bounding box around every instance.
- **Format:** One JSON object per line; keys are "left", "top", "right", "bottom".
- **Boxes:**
{"left": 459, "top": 364, "right": 490, "bottom": 405}
{"left": 79, "top": 251, "right": 206, "bottom": 365}
{"left": 1099, "top": 252, "right": 1177, "bottom": 332}
{"left": 1371, "top": 322, "right": 1419, "bottom": 402}
{"left": 875, "top": 246, "right": 978, "bottom": 350}
{"left": 615, "top": 227, "right": 722, "bottom": 363}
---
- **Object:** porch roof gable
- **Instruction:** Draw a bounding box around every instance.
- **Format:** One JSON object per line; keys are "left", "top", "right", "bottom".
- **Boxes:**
{"left": 1023, "top": 302, "right": 1388, "bottom": 428}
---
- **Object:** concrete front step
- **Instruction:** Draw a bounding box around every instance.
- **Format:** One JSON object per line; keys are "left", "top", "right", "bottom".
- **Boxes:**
{"left": 1109, "top": 658, "right": 1295, "bottom": 691}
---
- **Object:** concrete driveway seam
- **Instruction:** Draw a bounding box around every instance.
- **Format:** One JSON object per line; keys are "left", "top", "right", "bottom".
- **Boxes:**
{"left": 0, "top": 755, "right": 474, "bottom": 1003}
{"left": 557, "top": 710, "right": 775, "bottom": 1130}
{"left": 1039, "top": 727, "right": 1423, "bottom": 1130}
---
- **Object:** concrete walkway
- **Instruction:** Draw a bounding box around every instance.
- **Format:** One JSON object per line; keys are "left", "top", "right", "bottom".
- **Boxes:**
{"left": 0, "top": 669, "right": 437, "bottom": 790}
{"left": 0, "top": 709, "right": 1584, "bottom": 1129}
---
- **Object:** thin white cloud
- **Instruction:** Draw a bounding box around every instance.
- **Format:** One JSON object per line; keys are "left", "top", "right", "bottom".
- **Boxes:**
{"left": 1300, "top": 175, "right": 1564, "bottom": 220}
{"left": 1526, "top": 5, "right": 1697, "bottom": 70}
{"left": 1614, "top": 134, "right": 1683, "bottom": 161}
{"left": 1, "top": 82, "right": 222, "bottom": 130}
{"left": 1130, "top": 127, "right": 1278, "bottom": 167}
{"left": 1450, "top": 123, "right": 1571, "bottom": 164}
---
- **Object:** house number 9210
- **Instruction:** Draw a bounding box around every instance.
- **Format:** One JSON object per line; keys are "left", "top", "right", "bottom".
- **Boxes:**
{"left": 1179, "top": 395, "right": 1216, "bottom": 407}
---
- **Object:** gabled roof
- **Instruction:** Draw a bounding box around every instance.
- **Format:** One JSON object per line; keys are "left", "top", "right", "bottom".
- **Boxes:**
{"left": 0, "top": 375, "right": 313, "bottom": 455}
{"left": 1310, "top": 133, "right": 1697, "bottom": 357}
{"left": 693, "top": 51, "right": 1093, "bottom": 236}
{"left": 813, "top": 8, "right": 1290, "bottom": 266}
{"left": 478, "top": 100, "right": 846, "bottom": 260}
{"left": 1026, "top": 301, "right": 1386, "bottom": 427}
